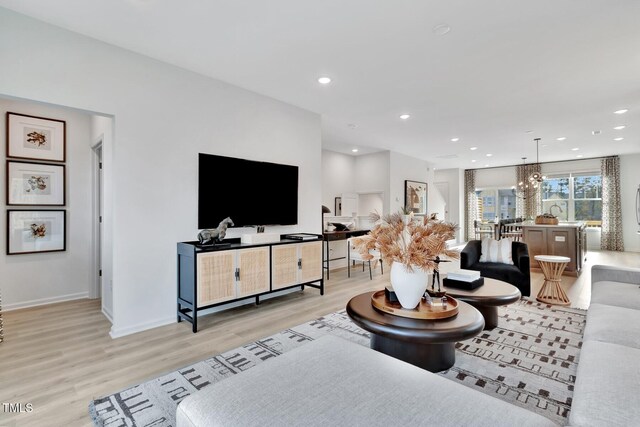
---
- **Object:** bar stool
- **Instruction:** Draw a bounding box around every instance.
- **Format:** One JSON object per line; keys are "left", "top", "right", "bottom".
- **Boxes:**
{"left": 534, "top": 255, "right": 571, "bottom": 306}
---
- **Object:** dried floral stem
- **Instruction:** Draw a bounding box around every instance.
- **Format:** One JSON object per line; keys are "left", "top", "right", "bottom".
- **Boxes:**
{"left": 352, "top": 211, "right": 459, "bottom": 272}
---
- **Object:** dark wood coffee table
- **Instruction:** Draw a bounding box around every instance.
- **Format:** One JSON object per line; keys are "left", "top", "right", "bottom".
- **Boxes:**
{"left": 443, "top": 277, "right": 521, "bottom": 330}
{"left": 346, "top": 292, "right": 484, "bottom": 372}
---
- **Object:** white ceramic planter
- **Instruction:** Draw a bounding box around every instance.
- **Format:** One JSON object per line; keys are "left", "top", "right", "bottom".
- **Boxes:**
{"left": 390, "top": 261, "right": 429, "bottom": 309}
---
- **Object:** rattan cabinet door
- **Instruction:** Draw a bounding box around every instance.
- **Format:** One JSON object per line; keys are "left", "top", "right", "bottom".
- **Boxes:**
{"left": 299, "top": 241, "right": 322, "bottom": 283}
{"left": 197, "top": 251, "right": 236, "bottom": 307}
{"left": 271, "top": 245, "right": 299, "bottom": 290}
{"left": 236, "top": 247, "right": 270, "bottom": 298}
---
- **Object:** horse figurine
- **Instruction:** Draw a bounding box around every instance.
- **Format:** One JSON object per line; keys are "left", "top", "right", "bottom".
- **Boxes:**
{"left": 197, "top": 217, "right": 234, "bottom": 244}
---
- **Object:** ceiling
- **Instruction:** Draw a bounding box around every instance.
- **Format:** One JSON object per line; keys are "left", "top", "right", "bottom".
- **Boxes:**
{"left": 1, "top": 0, "right": 639, "bottom": 169}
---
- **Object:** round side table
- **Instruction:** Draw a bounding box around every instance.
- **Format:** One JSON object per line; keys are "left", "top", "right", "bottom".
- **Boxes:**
{"left": 534, "top": 255, "right": 571, "bottom": 306}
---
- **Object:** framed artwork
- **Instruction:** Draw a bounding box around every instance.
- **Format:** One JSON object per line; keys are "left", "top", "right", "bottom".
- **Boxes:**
{"left": 6, "top": 160, "right": 65, "bottom": 206}
{"left": 334, "top": 197, "right": 342, "bottom": 216}
{"left": 7, "top": 210, "right": 66, "bottom": 255}
{"left": 404, "top": 180, "right": 428, "bottom": 215}
{"left": 6, "top": 112, "right": 66, "bottom": 162}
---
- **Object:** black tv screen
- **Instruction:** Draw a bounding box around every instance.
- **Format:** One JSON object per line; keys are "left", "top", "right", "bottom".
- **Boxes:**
{"left": 198, "top": 153, "right": 299, "bottom": 229}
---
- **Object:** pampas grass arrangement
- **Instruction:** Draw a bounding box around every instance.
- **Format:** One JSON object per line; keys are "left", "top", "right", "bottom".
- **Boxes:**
{"left": 352, "top": 211, "right": 459, "bottom": 272}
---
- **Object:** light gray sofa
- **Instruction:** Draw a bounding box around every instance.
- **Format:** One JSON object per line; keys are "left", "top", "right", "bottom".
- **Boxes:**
{"left": 569, "top": 265, "right": 640, "bottom": 427}
{"left": 176, "top": 334, "right": 556, "bottom": 427}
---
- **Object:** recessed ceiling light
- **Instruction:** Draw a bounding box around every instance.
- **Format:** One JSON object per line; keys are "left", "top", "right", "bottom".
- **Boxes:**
{"left": 614, "top": 137, "right": 624, "bottom": 141}
{"left": 451, "top": 138, "right": 460, "bottom": 142}
{"left": 484, "top": 164, "right": 490, "bottom": 167}
{"left": 433, "top": 24, "right": 451, "bottom": 36}
{"left": 613, "top": 125, "right": 626, "bottom": 130}
{"left": 486, "top": 153, "right": 493, "bottom": 157}
{"left": 399, "top": 114, "right": 411, "bottom": 120}
{"left": 614, "top": 109, "right": 628, "bottom": 114}
{"left": 592, "top": 130, "right": 601, "bottom": 135}
{"left": 571, "top": 147, "right": 579, "bottom": 151}
{"left": 317, "top": 76, "right": 332, "bottom": 85}
{"left": 557, "top": 137, "right": 566, "bottom": 141}
{"left": 576, "top": 154, "right": 583, "bottom": 158}
{"left": 351, "top": 148, "right": 359, "bottom": 153}
{"left": 470, "top": 147, "right": 478, "bottom": 151}
{"left": 471, "top": 159, "right": 477, "bottom": 163}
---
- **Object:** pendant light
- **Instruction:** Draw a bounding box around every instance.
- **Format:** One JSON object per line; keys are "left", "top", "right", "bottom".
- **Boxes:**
{"left": 527, "top": 138, "right": 546, "bottom": 188}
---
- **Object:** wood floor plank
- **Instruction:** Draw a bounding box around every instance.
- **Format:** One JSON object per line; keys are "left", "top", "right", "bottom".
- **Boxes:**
{"left": 0, "top": 249, "right": 637, "bottom": 426}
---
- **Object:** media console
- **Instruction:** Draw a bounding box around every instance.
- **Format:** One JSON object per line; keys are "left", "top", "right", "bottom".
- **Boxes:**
{"left": 177, "top": 234, "right": 323, "bottom": 332}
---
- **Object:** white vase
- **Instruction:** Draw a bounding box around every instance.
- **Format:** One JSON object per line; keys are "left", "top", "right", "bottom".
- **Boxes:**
{"left": 390, "top": 261, "right": 429, "bottom": 309}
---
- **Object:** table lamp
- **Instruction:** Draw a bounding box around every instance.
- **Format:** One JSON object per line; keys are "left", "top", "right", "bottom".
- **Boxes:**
{"left": 322, "top": 205, "right": 331, "bottom": 232}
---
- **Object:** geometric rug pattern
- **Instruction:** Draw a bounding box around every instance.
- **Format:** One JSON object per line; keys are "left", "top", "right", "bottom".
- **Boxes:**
{"left": 89, "top": 298, "right": 585, "bottom": 426}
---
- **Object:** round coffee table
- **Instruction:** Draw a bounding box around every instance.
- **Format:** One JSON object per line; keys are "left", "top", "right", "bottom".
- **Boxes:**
{"left": 346, "top": 292, "right": 484, "bottom": 372}
{"left": 444, "top": 277, "right": 521, "bottom": 330}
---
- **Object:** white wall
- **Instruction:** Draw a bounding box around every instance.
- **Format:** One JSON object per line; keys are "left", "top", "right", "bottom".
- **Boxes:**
{"left": 389, "top": 151, "right": 431, "bottom": 214}
{"left": 620, "top": 153, "right": 640, "bottom": 252}
{"left": 435, "top": 168, "right": 465, "bottom": 242}
{"left": 321, "top": 150, "right": 356, "bottom": 213}
{"left": 1, "top": 97, "right": 92, "bottom": 310}
{"left": 475, "top": 166, "right": 516, "bottom": 189}
{"left": 0, "top": 8, "right": 322, "bottom": 337}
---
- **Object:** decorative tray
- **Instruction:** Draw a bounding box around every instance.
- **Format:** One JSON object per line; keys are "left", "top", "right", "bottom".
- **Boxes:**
{"left": 370, "top": 290, "right": 459, "bottom": 320}
{"left": 535, "top": 215, "right": 559, "bottom": 225}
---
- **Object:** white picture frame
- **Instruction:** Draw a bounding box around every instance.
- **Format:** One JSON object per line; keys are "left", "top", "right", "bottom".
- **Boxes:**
{"left": 6, "top": 160, "right": 65, "bottom": 206}
{"left": 7, "top": 210, "right": 66, "bottom": 255}
{"left": 6, "top": 112, "right": 66, "bottom": 162}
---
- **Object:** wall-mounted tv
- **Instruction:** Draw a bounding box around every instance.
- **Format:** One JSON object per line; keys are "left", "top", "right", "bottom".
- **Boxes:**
{"left": 198, "top": 153, "right": 299, "bottom": 229}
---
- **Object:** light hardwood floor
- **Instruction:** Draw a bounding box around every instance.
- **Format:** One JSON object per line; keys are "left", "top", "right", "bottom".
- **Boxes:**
{"left": 0, "top": 250, "right": 638, "bottom": 426}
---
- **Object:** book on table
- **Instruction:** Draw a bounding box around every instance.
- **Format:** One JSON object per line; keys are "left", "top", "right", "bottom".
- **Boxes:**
{"left": 283, "top": 233, "right": 319, "bottom": 241}
{"left": 446, "top": 269, "right": 481, "bottom": 282}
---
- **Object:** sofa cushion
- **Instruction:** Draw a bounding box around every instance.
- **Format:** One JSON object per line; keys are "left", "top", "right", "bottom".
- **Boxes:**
{"left": 176, "top": 335, "right": 556, "bottom": 427}
{"left": 584, "top": 303, "right": 640, "bottom": 349}
{"left": 479, "top": 238, "right": 514, "bottom": 265}
{"left": 570, "top": 340, "right": 640, "bottom": 427}
{"left": 590, "top": 280, "right": 640, "bottom": 310}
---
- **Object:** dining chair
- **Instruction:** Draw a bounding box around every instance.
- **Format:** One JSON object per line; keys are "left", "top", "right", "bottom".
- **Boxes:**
{"left": 347, "top": 238, "right": 383, "bottom": 280}
{"left": 474, "top": 220, "right": 495, "bottom": 240}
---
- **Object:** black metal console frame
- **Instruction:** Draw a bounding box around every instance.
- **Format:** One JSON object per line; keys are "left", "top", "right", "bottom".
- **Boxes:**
{"left": 177, "top": 235, "right": 323, "bottom": 333}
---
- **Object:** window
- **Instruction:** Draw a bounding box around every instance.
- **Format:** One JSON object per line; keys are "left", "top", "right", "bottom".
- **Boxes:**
{"left": 475, "top": 188, "right": 517, "bottom": 221}
{"left": 541, "top": 173, "right": 602, "bottom": 225}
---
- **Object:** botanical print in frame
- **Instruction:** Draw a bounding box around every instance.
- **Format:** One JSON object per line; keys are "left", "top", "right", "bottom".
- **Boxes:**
{"left": 6, "top": 112, "right": 66, "bottom": 162}
{"left": 7, "top": 210, "right": 66, "bottom": 255}
{"left": 6, "top": 160, "right": 65, "bottom": 206}
{"left": 404, "top": 180, "right": 428, "bottom": 215}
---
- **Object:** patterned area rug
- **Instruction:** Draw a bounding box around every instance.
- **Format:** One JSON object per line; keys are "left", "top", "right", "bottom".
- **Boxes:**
{"left": 89, "top": 298, "right": 585, "bottom": 426}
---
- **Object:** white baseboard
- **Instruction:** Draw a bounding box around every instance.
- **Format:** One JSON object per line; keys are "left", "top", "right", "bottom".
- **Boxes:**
{"left": 102, "top": 307, "right": 114, "bottom": 324}
{"left": 109, "top": 315, "right": 175, "bottom": 339}
{"left": 3, "top": 292, "right": 89, "bottom": 311}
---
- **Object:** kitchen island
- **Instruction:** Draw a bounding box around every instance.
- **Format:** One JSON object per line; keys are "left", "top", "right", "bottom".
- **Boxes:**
{"left": 521, "top": 221, "right": 587, "bottom": 276}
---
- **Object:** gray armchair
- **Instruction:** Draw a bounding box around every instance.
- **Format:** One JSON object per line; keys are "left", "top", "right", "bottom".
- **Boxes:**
{"left": 460, "top": 240, "right": 531, "bottom": 297}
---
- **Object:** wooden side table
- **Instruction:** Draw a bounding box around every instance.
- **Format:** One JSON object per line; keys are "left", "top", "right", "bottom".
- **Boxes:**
{"left": 534, "top": 255, "right": 571, "bottom": 306}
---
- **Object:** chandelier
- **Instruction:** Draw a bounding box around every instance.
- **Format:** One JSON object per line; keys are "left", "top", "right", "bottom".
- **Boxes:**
{"left": 517, "top": 138, "right": 546, "bottom": 191}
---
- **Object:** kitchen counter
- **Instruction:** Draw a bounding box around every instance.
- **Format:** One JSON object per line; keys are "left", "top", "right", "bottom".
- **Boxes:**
{"left": 521, "top": 221, "right": 586, "bottom": 276}
{"left": 520, "top": 220, "right": 585, "bottom": 228}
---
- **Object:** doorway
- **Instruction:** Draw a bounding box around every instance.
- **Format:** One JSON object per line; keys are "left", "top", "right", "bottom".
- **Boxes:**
{"left": 91, "top": 141, "right": 103, "bottom": 300}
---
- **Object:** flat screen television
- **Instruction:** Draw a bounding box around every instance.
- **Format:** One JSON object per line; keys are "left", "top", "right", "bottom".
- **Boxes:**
{"left": 198, "top": 153, "right": 299, "bottom": 229}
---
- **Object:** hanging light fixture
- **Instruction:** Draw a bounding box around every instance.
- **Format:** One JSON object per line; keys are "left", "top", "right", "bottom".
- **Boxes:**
{"left": 527, "top": 138, "right": 546, "bottom": 188}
